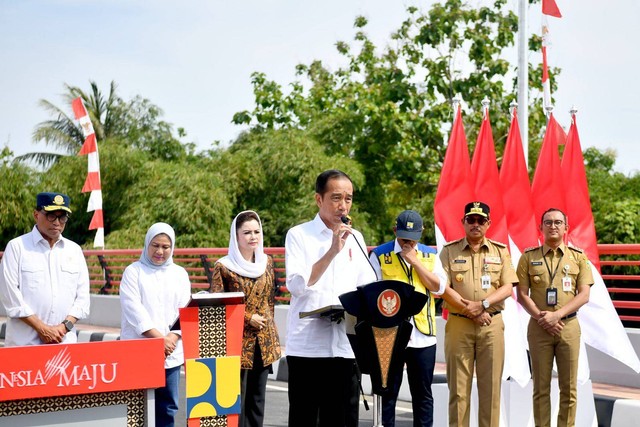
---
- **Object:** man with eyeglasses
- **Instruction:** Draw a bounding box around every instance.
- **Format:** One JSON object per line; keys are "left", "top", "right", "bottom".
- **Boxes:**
{"left": 439, "top": 201, "right": 518, "bottom": 427}
{"left": 516, "top": 208, "right": 593, "bottom": 427}
{"left": 0, "top": 192, "right": 90, "bottom": 346}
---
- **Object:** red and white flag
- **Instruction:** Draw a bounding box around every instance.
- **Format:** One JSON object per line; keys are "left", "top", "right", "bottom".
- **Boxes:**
{"left": 561, "top": 113, "right": 640, "bottom": 373}
{"left": 470, "top": 106, "right": 508, "bottom": 245}
{"left": 541, "top": 0, "right": 561, "bottom": 111}
{"left": 471, "top": 105, "right": 529, "bottom": 385}
{"left": 499, "top": 108, "right": 539, "bottom": 254}
{"left": 434, "top": 105, "right": 474, "bottom": 249}
{"left": 72, "top": 97, "right": 104, "bottom": 248}
{"left": 561, "top": 114, "right": 600, "bottom": 270}
{"left": 531, "top": 113, "right": 566, "bottom": 226}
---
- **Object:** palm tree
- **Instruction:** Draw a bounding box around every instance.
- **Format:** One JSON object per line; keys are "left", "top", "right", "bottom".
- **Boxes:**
{"left": 17, "top": 81, "right": 120, "bottom": 168}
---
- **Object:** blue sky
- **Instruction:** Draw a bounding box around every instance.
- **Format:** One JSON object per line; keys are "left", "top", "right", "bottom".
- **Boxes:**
{"left": 1, "top": 0, "right": 638, "bottom": 175}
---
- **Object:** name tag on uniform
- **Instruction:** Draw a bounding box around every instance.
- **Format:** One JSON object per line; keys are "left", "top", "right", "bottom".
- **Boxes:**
{"left": 485, "top": 256, "right": 501, "bottom": 265}
{"left": 454, "top": 259, "right": 467, "bottom": 264}
{"left": 562, "top": 277, "right": 572, "bottom": 292}
{"left": 481, "top": 275, "right": 491, "bottom": 289}
{"left": 531, "top": 261, "right": 543, "bottom": 266}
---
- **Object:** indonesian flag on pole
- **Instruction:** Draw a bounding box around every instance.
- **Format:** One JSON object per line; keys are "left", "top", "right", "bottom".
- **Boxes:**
{"left": 541, "top": 0, "right": 561, "bottom": 111}
{"left": 561, "top": 113, "right": 600, "bottom": 271}
{"left": 531, "top": 112, "right": 595, "bottom": 382}
{"left": 531, "top": 113, "right": 566, "bottom": 222}
{"left": 470, "top": 106, "right": 508, "bottom": 245}
{"left": 499, "top": 108, "right": 539, "bottom": 254}
{"left": 72, "top": 97, "right": 104, "bottom": 248}
{"left": 434, "top": 104, "right": 474, "bottom": 249}
{"left": 471, "top": 104, "right": 529, "bottom": 385}
{"left": 562, "top": 113, "right": 640, "bottom": 373}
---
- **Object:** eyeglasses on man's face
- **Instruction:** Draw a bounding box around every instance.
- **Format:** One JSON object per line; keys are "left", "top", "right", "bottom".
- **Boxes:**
{"left": 40, "top": 211, "right": 70, "bottom": 224}
{"left": 464, "top": 216, "right": 488, "bottom": 226}
{"left": 543, "top": 219, "right": 565, "bottom": 227}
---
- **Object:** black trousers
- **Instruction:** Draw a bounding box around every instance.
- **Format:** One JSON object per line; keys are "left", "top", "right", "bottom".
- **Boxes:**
{"left": 240, "top": 343, "right": 270, "bottom": 427}
{"left": 382, "top": 345, "right": 437, "bottom": 427}
{"left": 287, "top": 356, "right": 360, "bottom": 427}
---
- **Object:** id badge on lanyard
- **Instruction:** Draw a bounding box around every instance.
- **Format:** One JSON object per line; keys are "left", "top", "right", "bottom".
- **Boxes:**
{"left": 546, "top": 288, "right": 558, "bottom": 306}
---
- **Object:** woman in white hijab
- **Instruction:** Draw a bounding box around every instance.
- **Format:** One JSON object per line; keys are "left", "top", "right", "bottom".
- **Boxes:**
{"left": 211, "top": 211, "right": 281, "bottom": 427}
{"left": 120, "top": 223, "right": 191, "bottom": 427}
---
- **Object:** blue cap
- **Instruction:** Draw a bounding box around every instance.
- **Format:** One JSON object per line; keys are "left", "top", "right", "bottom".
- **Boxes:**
{"left": 36, "top": 192, "right": 72, "bottom": 213}
{"left": 395, "top": 210, "right": 424, "bottom": 241}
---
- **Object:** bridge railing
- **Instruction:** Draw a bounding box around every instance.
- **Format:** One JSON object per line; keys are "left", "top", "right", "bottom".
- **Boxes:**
{"left": 597, "top": 244, "right": 640, "bottom": 325}
{"left": 1, "top": 244, "right": 639, "bottom": 324}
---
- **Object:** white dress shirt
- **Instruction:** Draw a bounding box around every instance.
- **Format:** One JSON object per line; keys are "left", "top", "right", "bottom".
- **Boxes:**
{"left": 0, "top": 226, "right": 90, "bottom": 346}
{"left": 369, "top": 239, "right": 447, "bottom": 348}
{"left": 285, "top": 214, "right": 377, "bottom": 358}
{"left": 119, "top": 261, "right": 191, "bottom": 369}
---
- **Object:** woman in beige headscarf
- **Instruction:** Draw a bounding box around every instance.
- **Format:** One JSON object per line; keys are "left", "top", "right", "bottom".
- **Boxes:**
{"left": 211, "top": 210, "right": 281, "bottom": 427}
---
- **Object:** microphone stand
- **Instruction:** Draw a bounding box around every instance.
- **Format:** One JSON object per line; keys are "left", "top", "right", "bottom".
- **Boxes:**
{"left": 341, "top": 215, "right": 382, "bottom": 426}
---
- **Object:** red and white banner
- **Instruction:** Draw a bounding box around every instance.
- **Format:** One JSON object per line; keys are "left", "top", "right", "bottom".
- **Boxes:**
{"left": 72, "top": 97, "right": 104, "bottom": 248}
{"left": 0, "top": 339, "right": 164, "bottom": 401}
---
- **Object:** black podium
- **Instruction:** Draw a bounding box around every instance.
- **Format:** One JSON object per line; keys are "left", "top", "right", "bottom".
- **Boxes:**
{"left": 339, "top": 279, "right": 428, "bottom": 396}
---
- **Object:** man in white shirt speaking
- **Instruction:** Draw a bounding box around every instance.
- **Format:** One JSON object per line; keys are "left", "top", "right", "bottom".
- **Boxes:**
{"left": 0, "top": 192, "right": 90, "bottom": 347}
{"left": 285, "top": 169, "right": 377, "bottom": 427}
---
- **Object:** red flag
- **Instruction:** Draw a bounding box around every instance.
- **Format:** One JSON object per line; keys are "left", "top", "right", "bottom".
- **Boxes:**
{"left": 434, "top": 106, "right": 474, "bottom": 244}
{"left": 79, "top": 134, "right": 97, "bottom": 155}
{"left": 499, "top": 109, "right": 539, "bottom": 252}
{"left": 561, "top": 114, "right": 600, "bottom": 270}
{"left": 470, "top": 109, "right": 508, "bottom": 244}
{"left": 531, "top": 113, "right": 566, "bottom": 226}
{"left": 82, "top": 171, "right": 101, "bottom": 193}
{"left": 89, "top": 210, "right": 104, "bottom": 230}
{"left": 71, "top": 97, "right": 88, "bottom": 119}
{"left": 542, "top": 0, "right": 562, "bottom": 18}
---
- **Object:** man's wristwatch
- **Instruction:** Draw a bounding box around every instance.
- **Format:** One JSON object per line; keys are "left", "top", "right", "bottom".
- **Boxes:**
{"left": 481, "top": 299, "right": 490, "bottom": 310}
{"left": 62, "top": 319, "right": 74, "bottom": 332}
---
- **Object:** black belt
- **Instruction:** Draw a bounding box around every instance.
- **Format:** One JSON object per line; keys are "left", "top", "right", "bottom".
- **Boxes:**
{"left": 450, "top": 311, "right": 501, "bottom": 319}
{"left": 561, "top": 312, "right": 577, "bottom": 320}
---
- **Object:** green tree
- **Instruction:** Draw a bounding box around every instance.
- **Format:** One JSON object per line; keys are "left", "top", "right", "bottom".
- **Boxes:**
{"left": 0, "top": 148, "right": 39, "bottom": 248}
{"left": 19, "top": 81, "right": 190, "bottom": 168}
{"left": 232, "top": 0, "right": 551, "bottom": 242}
{"left": 216, "top": 128, "right": 367, "bottom": 246}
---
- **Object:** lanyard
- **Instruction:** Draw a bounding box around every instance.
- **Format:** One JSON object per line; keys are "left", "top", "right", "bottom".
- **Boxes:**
{"left": 396, "top": 253, "right": 414, "bottom": 286}
{"left": 541, "top": 247, "right": 561, "bottom": 288}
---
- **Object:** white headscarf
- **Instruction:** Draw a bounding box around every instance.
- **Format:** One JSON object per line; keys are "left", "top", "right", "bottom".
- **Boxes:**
{"left": 139, "top": 222, "right": 175, "bottom": 269}
{"left": 218, "top": 210, "right": 268, "bottom": 278}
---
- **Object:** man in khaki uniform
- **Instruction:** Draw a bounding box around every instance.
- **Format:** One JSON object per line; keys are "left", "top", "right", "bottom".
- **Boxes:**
{"left": 440, "top": 201, "right": 518, "bottom": 427}
{"left": 516, "top": 208, "right": 593, "bottom": 427}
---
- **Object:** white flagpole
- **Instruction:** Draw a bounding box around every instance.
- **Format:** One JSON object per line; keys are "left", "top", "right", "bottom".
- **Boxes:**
{"left": 517, "top": 0, "right": 529, "bottom": 168}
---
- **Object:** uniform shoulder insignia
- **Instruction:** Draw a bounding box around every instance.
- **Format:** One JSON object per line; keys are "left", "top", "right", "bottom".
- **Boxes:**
{"left": 524, "top": 246, "right": 540, "bottom": 253}
{"left": 568, "top": 246, "right": 584, "bottom": 253}
{"left": 443, "top": 238, "right": 463, "bottom": 247}
{"left": 488, "top": 239, "right": 506, "bottom": 248}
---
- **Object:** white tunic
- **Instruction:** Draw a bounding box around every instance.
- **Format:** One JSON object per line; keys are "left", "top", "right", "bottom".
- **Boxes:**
{"left": 285, "top": 214, "right": 377, "bottom": 358}
{"left": 0, "top": 226, "right": 90, "bottom": 347}
{"left": 119, "top": 261, "right": 191, "bottom": 369}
